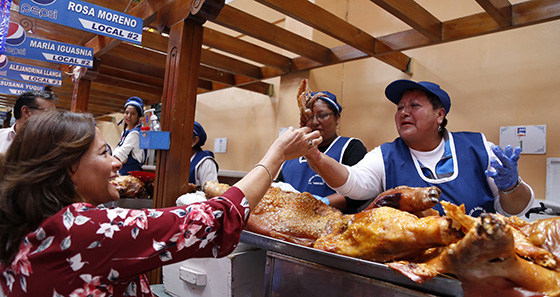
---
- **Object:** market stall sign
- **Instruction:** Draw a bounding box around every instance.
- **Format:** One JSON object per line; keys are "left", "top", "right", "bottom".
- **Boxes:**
{"left": 3, "top": 21, "right": 93, "bottom": 68}
{"left": 0, "top": 55, "right": 62, "bottom": 86}
{"left": 0, "top": 0, "right": 13, "bottom": 55}
{"left": 19, "top": 0, "right": 142, "bottom": 44}
{"left": 0, "top": 78, "right": 44, "bottom": 95}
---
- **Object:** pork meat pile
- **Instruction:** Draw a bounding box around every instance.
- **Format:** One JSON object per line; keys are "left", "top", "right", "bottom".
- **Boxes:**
{"left": 201, "top": 181, "right": 560, "bottom": 296}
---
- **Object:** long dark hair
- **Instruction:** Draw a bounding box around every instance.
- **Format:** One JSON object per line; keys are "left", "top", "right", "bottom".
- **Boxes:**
{"left": 0, "top": 111, "right": 96, "bottom": 265}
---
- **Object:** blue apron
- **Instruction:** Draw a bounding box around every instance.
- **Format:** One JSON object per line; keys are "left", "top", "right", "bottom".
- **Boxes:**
{"left": 117, "top": 125, "right": 147, "bottom": 175}
{"left": 281, "top": 136, "right": 353, "bottom": 196}
{"left": 189, "top": 150, "right": 219, "bottom": 185}
{"left": 381, "top": 132, "right": 495, "bottom": 216}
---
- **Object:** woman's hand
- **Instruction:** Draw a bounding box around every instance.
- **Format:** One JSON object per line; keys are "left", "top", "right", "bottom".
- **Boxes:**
{"left": 269, "top": 127, "right": 322, "bottom": 161}
{"left": 233, "top": 127, "right": 322, "bottom": 211}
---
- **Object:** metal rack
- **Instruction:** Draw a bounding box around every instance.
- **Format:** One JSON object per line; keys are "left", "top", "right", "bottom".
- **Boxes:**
{"left": 240, "top": 231, "right": 463, "bottom": 297}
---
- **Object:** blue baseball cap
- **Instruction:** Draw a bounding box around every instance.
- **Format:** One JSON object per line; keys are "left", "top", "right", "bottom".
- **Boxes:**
{"left": 193, "top": 121, "right": 207, "bottom": 147}
{"left": 311, "top": 91, "right": 343, "bottom": 113}
{"left": 124, "top": 96, "right": 144, "bottom": 116}
{"left": 385, "top": 80, "right": 451, "bottom": 115}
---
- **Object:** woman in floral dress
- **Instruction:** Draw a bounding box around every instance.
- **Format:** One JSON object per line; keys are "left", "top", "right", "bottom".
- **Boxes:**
{"left": 0, "top": 111, "right": 320, "bottom": 297}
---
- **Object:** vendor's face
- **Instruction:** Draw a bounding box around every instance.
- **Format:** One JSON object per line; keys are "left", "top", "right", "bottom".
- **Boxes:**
{"left": 71, "top": 128, "right": 122, "bottom": 205}
{"left": 124, "top": 106, "right": 140, "bottom": 128}
{"left": 395, "top": 90, "right": 444, "bottom": 149}
{"left": 306, "top": 99, "right": 339, "bottom": 146}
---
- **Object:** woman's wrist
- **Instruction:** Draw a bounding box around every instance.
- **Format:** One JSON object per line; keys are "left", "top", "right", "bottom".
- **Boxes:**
{"left": 500, "top": 176, "right": 523, "bottom": 195}
{"left": 305, "top": 149, "right": 322, "bottom": 163}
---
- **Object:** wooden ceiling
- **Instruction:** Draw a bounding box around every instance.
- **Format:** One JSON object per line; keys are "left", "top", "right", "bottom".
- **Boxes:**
{"left": 1, "top": 0, "right": 559, "bottom": 118}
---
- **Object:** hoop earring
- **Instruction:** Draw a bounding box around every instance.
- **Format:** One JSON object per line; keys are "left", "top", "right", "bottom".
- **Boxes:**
{"left": 438, "top": 125, "right": 442, "bottom": 132}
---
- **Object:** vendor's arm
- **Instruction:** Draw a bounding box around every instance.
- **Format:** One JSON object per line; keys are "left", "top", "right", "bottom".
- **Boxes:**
{"left": 485, "top": 144, "right": 534, "bottom": 216}
{"left": 306, "top": 146, "right": 384, "bottom": 200}
{"left": 305, "top": 148, "right": 349, "bottom": 188}
{"left": 197, "top": 158, "right": 219, "bottom": 186}
{"left": 498, "top": 179, "right": 533, "bottom": 215}
{"left": 112, "top": 131, "right": 139, "bottom": 163}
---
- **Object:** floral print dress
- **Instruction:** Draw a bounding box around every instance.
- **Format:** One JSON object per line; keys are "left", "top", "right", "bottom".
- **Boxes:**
{"left": 1, "top": 187, "right": 250, "bottom": 297}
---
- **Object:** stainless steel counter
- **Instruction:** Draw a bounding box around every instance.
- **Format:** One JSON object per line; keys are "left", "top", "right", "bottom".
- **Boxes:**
{"left": 240, "top": 231, "right": 463, "bottom": 297}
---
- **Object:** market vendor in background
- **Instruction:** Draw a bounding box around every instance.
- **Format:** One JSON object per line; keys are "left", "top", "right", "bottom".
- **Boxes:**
{"left": 0, "top": 91, "right": 57, "bottom": 153}
{"left": 190, "top": 121, "right": 219, "bottom": 186}
{"left": 276, "top": 91, "right": 369, "bottom": 213}
{"left": 113, "top": 96, "right": 147, "bottom": 175}
{"left": 305, "top": 79, "right": 534, "bottom": 217}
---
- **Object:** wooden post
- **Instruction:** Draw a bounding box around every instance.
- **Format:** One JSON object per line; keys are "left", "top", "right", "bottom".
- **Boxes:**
{"left": 153, "top": 19, "right": 204, "bottom": 209}
{"left": 147, "top": 0, "right": 224, "bottom": 285}
{"left": 70, "top": 59, "right": 100, "bottom": 113}
{"left": 71, "top": 67, "right": 90, "bottom": 113}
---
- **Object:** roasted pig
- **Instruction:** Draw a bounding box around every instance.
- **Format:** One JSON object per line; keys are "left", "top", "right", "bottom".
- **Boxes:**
{"left": 366, "top": 185, "right": 441, "bottom": 217}
{"left": 203, "top": 180, "right": 231, "bottom": 199}
{"left": 110, "top": 175, "right": 145, "bottom": 198}
{"left": 388, "top": 201, "right": 560, "bottom": 297}
{"left": 246, "top": 187, "right": 348, "bottom": 247}
{"left": 313, "top": 206, "right": 463, "bottom": 262}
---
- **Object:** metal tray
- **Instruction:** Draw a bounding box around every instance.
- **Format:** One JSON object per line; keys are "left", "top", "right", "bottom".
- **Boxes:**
{"left": 240, "top": 230, "right": 463, "bottom": 297}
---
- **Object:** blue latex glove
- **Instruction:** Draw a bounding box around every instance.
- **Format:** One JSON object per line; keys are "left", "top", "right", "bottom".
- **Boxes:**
{"left": 312, "top": 194, "right": 330, "bottom": 205}
{"left": 485, "top": 145, "right": 521, "bottom": 191}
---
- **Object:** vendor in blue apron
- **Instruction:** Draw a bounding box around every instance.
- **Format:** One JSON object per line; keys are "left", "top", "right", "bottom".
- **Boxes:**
{"left": 303, "top": 79, "right": 535, "bottom": 217}
{"left": 113, "top": 97, "right": 147, "bottom": 175}
{"left": 277, "top": 91, "right": 369, "bottom": 213}
{"left": 190, "top": 121, "right": 219, "bottom": 186}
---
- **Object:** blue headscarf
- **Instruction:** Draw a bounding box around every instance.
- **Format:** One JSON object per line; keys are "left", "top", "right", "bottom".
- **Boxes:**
{"left": 193, "top": 121, "right": 207, "bottom": 148}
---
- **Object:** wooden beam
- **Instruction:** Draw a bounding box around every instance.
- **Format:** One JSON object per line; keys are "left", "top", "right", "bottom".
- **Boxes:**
{"left": 237, "top": 81, "right": 273, "bottom": 95}
{"left": 99, "top": 65, "right": 165, "bottom": 88}
{"left": 203, "top": 28, "right": 293, "bottom": 72}
{"left": 211, "top": 5, "right": 333, "bottom": 65}
{"left": 255, "top": 0, "right": 410, "bottom": 72}
{"left": 135, "top": 27, "right": 295, "bottom": 74}
{"left": 370, "top": 0, "right": 442, "bottom": 42}
{"left": 476, "top": 0, "right": 512, "bottom": 27}
{"left": 98, "top": 53, "right": 167, "bottom": 79}
{"left": 198, "top": 65, "right": 235, "bottom": 85}
{"left": 375, "top": 0, "right": 560, "bottom": 53}
{"left": 257, "top": 0, "right": 375, "bottom": 54}
{"left": 94, "top": 74, "right": 163, "bottom": 97}
{"left": 200, "top": 49, "right": 263, "bottom": 79}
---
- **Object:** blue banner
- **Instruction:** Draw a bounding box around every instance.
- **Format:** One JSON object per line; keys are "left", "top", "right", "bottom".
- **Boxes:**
{"left": 19, "top": 0, "right": 142, "bottom": 44}
{"left": 0, "top": 55, "right": 62, "bottom": 86}
{"left": 0, "top": 78, "right": 45, "bottom": 95}
{"left": 3, "top": 21, "right": 93, "bottom": 68}
{"left": 0, "top": 0, "right": 12, "bottom": 55}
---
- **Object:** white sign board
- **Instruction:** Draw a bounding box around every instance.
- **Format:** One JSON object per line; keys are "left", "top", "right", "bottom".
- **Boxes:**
{"left": 499, "top": 125, "right": 546, "bottom": 154}
{"left": 214, "top": 138, "right": 228, "bottom": 154}
{"left": 546, "top": 158, "right": 560, "bottom": 204}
